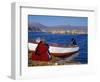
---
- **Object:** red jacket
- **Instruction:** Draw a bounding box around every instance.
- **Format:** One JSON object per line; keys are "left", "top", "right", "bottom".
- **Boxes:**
{"left": 32, "top": 41, "right": 51, "bottom": 61}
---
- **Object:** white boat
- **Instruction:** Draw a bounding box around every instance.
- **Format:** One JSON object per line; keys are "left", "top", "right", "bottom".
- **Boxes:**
{"left": 28, "top": 42, "right": 79, "bottom": 57}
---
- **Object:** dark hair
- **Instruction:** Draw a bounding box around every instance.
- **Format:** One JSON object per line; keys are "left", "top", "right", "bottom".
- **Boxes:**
{"left": 71, "top": 38, "right": 75, "bottom": 41}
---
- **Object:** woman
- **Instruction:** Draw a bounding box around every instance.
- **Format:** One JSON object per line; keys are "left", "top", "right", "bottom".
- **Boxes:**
{"left": 32, "top": 40, "right": 52, "bottom": 61}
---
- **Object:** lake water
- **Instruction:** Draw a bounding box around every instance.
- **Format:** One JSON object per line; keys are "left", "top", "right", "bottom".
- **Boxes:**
{"left": 28, "top": 32, "right": 88, "bottom": 64}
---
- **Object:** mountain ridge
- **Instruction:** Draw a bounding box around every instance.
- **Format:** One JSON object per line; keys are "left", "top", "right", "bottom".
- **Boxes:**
{"left": 28, "top": 22, "right": 87, "bottom": 33}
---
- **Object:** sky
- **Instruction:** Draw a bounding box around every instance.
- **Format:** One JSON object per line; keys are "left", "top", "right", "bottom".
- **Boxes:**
{"left": 28, "top": 15, "right": 88, "bottom": 26}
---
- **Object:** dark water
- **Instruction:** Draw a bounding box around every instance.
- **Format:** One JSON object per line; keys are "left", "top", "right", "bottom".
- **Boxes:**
{"left": 28, "top": 32, "right": 88, "bottom": 64}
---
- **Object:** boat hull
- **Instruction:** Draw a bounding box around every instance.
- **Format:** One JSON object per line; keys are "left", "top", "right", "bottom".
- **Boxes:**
{"left": 51, "top": 51, "right": 79, "bottom": 57}
{"left": 28, "top": 42, "right": 79, "bottom": 57}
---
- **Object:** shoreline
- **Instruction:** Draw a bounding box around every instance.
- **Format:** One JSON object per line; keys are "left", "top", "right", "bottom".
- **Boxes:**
{"left": 28, "top": 52, "right": 81, "bottom": 66}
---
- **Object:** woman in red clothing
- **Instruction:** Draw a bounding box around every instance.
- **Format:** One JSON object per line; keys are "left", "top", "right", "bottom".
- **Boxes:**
{"left": 32, "top": 40, "right": 52, "bottom": 61}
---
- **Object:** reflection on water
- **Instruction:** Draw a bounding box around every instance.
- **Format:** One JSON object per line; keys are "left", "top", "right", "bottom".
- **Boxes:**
{"left": 56, "top": 52, "right": 80, "bottom": 65}
{"left": 64, "top": 52, "right": 79, "bottom": 61}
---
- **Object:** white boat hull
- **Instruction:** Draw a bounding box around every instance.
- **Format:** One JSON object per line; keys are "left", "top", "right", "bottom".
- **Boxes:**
{"left": 28, "top": 43, "right": 79, "bottom": 57}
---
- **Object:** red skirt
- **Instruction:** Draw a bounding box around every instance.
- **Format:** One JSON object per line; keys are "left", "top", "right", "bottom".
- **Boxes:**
{"left": 31, "top": 52, "right": 50, "bottom": 61}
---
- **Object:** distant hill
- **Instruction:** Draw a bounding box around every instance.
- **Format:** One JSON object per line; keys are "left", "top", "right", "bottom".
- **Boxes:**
{"left": 28, "top": 22, "right": 87, "bottom": 34}
{"left": 28, "top": 22, "right": 47, "bottom": 32}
